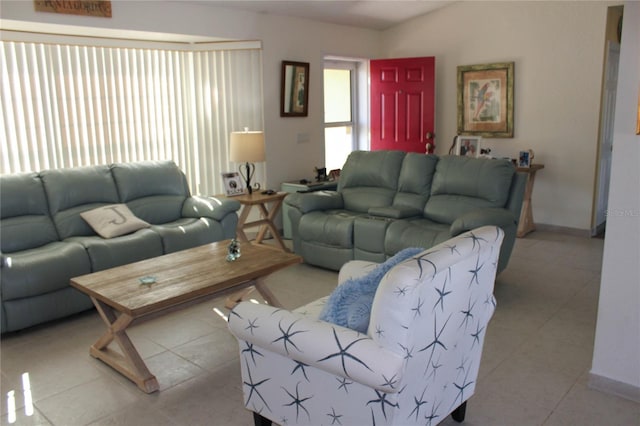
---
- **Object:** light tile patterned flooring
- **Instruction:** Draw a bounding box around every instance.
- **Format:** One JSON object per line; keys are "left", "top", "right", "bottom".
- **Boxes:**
{"left": 1, "top": 232, "right": 639, "bottom": 425}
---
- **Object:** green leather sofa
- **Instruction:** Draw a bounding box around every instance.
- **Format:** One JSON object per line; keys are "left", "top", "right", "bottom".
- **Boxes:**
{"left": 0, "top": 161, "right": 240, "bottom": 333}
{"left": 285, "top": 150, "right": 526, "bottom": 273}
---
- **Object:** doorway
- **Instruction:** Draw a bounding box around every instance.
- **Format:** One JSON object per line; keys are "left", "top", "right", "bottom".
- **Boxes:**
{"left": 592, "top": 6, "right": 623, "bottom": 237}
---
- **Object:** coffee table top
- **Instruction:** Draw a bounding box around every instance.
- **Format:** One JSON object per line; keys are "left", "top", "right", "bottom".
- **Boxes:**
{"left": 70, "top": 240, "right": 302, "bottom": 317}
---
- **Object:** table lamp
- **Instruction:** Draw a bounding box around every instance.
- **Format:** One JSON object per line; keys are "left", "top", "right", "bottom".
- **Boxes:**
{"left": 230, "top": 129, "right": 265, "bottom": 194}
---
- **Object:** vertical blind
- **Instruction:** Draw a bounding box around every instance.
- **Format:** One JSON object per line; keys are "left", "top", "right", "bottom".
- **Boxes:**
{"left": 0, "top": 38, "right": 264, "bottom": 196}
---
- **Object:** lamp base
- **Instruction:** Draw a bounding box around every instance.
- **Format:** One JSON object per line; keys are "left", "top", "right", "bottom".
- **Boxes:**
{"left": 239, "top": 162, "right": 255, "bottom": 194}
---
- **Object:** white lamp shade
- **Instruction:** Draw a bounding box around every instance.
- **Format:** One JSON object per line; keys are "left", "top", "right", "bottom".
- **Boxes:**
{"left": 229, "top": 131, "right": 266, "bottom": 162}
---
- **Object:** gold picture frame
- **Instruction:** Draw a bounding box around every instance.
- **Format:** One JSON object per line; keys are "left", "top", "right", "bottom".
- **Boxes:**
{"left": 457, "top": 62, "right": 514, "bottom": 138}
{"left": 34, "top": 0, "right": 112, "bottom": 17}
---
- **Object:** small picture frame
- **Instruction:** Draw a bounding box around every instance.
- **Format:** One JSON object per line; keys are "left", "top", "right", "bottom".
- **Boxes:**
{"left": 221, "top": 172, "right": 245, "bottom": 196}
{"left": 455, "top": 136, "right": 482, "bottom": 157}
{"left": 518, "top": 151, "right": 531, "bottom": 168}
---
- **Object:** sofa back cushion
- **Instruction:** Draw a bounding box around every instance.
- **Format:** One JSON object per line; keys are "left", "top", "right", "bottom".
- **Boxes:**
{"left": 41, "top": 165, "right": 120, "bottom": 239}
{"left": 1, "top": 173, "right": 60, "bottom": 252}
{"left": 393, "top": 153, "right": 438, "bottom": 211}
{"left": 111, "top": 161, "right": 189, "bottom": 224}
{"left": 338, "top": 150, "right": 405, "bottom": 213}
{"left": 424, "top": 156, "right": 515, "bottom": 224}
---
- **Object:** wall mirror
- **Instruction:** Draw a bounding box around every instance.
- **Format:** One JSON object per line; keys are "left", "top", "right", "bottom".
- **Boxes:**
{"left": 281, "top": 61, "right": 309, "bottom": 117}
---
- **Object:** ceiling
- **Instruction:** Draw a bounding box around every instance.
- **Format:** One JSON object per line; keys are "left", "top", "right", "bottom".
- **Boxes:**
{"left": 198, "top": 1, "right": 454, "bottom": 30}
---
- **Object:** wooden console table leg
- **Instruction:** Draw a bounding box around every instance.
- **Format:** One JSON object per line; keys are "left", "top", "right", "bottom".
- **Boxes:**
{"left": 517, "top": 167, "right": 541, "bottom": 238}
{"left": 90, "top": 298, "right": 159, "bottom": 393}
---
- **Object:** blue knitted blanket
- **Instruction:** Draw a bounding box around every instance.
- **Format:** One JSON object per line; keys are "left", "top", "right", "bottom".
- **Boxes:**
{"left": 319, "top": 247, "right": 424, "bottom": 333}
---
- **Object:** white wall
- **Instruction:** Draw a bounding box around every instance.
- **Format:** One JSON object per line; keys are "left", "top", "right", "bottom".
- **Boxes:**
{"left": 381, "top": 1, "right": 615, "bottom": 231}
{"left": 591, "top": 0, "right": 640, "bottom": 400}
{"left": 0, "top": 0, "right": 382, "bottom": 190}
{"left": 0, "top": 1, "right": 623, "bottom": 232}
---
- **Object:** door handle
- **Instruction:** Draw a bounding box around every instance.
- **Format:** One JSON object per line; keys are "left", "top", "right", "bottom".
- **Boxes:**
{"left": 426, "top": 132, "right": 435, "bottom": 140}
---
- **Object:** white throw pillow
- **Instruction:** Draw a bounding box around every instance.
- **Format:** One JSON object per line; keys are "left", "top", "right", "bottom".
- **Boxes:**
{"left": 81, "top": 204, "right": 150, "bottom": 239}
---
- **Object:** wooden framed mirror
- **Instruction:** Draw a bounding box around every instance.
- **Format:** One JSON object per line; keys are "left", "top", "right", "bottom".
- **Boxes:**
{"left": 280, "top": 61, "right": 309, "bottom": 117}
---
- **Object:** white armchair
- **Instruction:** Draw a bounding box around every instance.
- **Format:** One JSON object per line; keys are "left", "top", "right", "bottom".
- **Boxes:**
{"left": 228, "top": 226, "right": 504, "bottom": 426}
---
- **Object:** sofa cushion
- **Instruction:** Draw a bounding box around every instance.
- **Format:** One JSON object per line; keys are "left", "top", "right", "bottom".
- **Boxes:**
{"left": 298, "top": 210, "right": 362, "bottom": 248}
{"left": 81, "top": 204, "right": 150, "bottom": 239}
{"left": 393, "top": 153, "right": 438, "bottom": 211}
{"left": 319, "top": 247, "right": 424, "bottom": 332}
{"left": 384, "top": 218, "right": 451, "bottom": 256}
{"left": 67, "top": 228, "right": 163, "bottom": 271}
{"left": 424, "top": 156, "right": 515, "bottom": 224}
{"left": 338, "top": 150, "right": 405, "bottom": 213}
{"left": 151, "top": 217, "right": 226, "bottom": 254}
{"left": 111, "top": 161, "right": 189, "bottom": 224}
{"left": 0, "top": 173, "right": 59, "bottom": 252}
{"left": 1, "top": 241, "right": 91, "bottom": 299}
{"left": 41, "top": 165, "right": 120, "bottom": 239}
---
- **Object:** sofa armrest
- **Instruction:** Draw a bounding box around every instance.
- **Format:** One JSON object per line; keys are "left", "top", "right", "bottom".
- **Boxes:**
{"left": 285, "top": 191, "right": 344, "bottom": 213}
{"left": 228, "top": 301, "right": 404, "bottom": 393}
{"left": 182, "top": 196, "right": 241, "bottom": 221}
{"left": 367, "top": 206, "right": 422, "bottom": 219}
{"left": 449, "top": 208, "right": 516, "bottom": 236}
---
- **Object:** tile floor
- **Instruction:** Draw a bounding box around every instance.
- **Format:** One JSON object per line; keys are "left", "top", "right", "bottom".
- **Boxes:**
{"left": 1, "top": 232, "right": 639, "bottom": 425}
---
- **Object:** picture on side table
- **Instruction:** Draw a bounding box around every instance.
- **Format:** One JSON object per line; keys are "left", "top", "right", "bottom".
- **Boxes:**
{"left": 221, "top": 172, "right": 245, "bottom": 196}
{"left": 455, "top": 136, "right": 482, "bottom": 157}
{"left": 518, "top": 150, "right": 531, "bottom": 168}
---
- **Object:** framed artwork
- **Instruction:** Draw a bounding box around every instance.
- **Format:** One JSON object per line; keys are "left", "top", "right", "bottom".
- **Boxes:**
{"left": 281, "top": 61, "right": 309, "bottom": 117}
{"left": 455, "top": 136, "right": 482, "bottom": 157}
{"left": 221, "top": 172, "right": 245, "bottom": 196}
{"left": 457, "top": 62, "right": 514, "bottom": 138}
{"left": 34, "top": 0, "right": 112, "bottom": 17}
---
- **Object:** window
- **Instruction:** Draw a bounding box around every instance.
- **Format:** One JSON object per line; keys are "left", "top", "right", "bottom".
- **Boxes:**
{"left": 0, "top": 33, "right": 263, "bottom": 196}
{"left": 324, "top": 60, "right": 359, "bottom": 171}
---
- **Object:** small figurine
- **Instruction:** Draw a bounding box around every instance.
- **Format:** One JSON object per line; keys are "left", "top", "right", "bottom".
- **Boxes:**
{"left": 226, "top": 238, "right": 241, "bottom": 262}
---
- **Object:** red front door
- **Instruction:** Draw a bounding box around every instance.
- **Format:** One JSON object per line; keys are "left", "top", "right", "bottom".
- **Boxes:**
{"left": 370, "top": 57, "right": 435, "bottom": 153}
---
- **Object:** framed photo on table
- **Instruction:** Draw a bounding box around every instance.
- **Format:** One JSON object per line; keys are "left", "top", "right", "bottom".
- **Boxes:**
{"left": 455, "top": 136, "right": 482, "bottom": 157}
{"left": 221, "top": 172, "right": 245, "bottom": 196}
{"left": 518, "top": 150, "right": 531, "bottom": 168}
{"left": 457, "top": 62, "right": 514, "bottom": 138}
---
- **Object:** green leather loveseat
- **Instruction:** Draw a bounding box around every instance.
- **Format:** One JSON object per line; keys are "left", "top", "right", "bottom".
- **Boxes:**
{"left": 0, "top": 161, "right": 240, "bottom": 333}
{"left": 285, "top": 150, "right": 526, "bottom": 274}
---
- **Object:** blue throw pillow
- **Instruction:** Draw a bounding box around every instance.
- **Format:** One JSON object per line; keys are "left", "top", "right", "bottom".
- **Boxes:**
{"left": 319, "top": 247, "right": 424, "bottom": 333}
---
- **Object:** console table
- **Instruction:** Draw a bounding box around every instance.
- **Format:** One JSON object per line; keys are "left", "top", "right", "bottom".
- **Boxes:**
{"left": 517, "top": 164, "right": 544, "bottom": 237}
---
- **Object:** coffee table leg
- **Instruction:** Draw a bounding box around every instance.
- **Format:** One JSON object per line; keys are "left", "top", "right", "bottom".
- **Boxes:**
{"left": 90, "top": 298, "right": 159, "bottom": 393}
{"left": 254, "top": 277, "right": 281, "bottom": 307}
{"left": 225, "top": 278, "right": 283, "bottom": 309}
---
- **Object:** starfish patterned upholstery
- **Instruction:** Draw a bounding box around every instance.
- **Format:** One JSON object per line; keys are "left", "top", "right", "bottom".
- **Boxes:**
{"left": 228, "top": 225, "right": 503, "bottom": 426}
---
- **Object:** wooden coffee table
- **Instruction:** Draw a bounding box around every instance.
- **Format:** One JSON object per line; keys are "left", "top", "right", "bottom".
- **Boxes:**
{"left": 70, "top": 240, "right": 301, "bottom": 393}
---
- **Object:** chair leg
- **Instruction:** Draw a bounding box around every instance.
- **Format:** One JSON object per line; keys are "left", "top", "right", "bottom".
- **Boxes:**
{"left": 253, "top": 412, "right": 272, "bottom": 426}
{"left": 451, "top": 401, "right": 467, "bottom": 422}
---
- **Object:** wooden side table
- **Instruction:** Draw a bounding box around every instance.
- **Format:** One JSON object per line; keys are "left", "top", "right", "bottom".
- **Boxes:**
{"left": 517, "top": 164, "right": 544, "bottom": 238}
{"left": 232, "top": 192, "right": 289, "bottom": 252}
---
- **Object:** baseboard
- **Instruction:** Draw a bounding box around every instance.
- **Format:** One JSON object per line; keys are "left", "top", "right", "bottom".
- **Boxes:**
{"left": 535, "top": 223, "right": 592, "bottom": 238}
{"left": 588, "top": 372, "right": 640, "bottom": 403}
